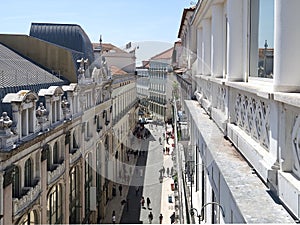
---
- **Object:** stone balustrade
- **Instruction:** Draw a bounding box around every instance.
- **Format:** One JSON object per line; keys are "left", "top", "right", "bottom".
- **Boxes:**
{"left": 13, "top": 181, "right": 41, "bottom": 216}
{"left": 47, "top": 163, "right": 65, "bottom": 184}
{"left": 192, "top": 75, "right": 300, "bottom": 218}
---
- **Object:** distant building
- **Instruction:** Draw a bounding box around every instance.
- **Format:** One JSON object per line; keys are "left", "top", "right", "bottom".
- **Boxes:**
{"left": 148, "top": 47, "right": 175, "bottom": 122}
{"left": 93, "top": 42, "right": 136, "bottom": 75}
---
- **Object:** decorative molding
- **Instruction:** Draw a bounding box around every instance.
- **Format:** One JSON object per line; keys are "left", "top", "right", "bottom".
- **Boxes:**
{"left": 12, "top": 181, "right": 41, "bottom": 216}
{"left": 235, "top": 93, "right": 270, "bottom": 150}
{"left": 292, "top": 115, "right": 300, "bottom": 175}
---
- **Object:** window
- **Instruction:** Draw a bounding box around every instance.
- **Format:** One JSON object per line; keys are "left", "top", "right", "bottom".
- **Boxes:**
{"left": 73, "top": 132, "right": 79, "bottom": 149}
{"left": 19, "top": 210, "right": 38, "bottom": 225}
{"left": 24, "top": 158, "right": 32, "bottom": 187}
{"left": 47, "top": 184, "right": 63, "bottom": 224}
{"left": 53, "top": 142, "right": 59, "bottom": 164}
{"left": 12, "top": 166, "right": 20, "bottom": 198}
{"left": 69, "top": 166, "right": 80, "bottom": 224}
{"left": 85, "top": 153, "right": 93, "bottom": 214}
{"left": 249, "top": 0, "right": 274, "bottom": 77}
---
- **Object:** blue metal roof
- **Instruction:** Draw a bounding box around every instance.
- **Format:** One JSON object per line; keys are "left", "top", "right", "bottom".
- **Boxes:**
{"left": 30, "top": 23, "right": 95, "bottom": 64}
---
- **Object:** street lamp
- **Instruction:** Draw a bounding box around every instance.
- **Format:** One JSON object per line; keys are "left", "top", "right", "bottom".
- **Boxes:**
{"left": 190, "top": 202, "right": 225, "bottom": 224}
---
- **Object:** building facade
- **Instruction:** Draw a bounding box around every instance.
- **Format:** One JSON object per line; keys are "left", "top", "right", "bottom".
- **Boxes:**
{"left": 148, "top": 48, "right": 176, "bottom": 123}
{"left": 176, "top": 0, "right": 300, "bottom": 223}
{"left": 0, "top": 23, "right": 138, "bottom": 225}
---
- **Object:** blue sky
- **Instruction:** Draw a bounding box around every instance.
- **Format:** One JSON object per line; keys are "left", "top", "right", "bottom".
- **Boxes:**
{"left": 1, "top": 0, "right": 190, "bottom": 47}
{"left": 1, "top": 0, "right": 274, "bottom": 58}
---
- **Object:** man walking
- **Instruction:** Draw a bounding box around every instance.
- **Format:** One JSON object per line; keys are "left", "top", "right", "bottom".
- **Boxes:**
{"left": 148, "top": 212, "right": 153, "bottom": 224}
{"left": 147, "top": 197, "right": 151, "bottom": 209}
{"left": 119, "top": 185, "right": 123, "bottom": 196}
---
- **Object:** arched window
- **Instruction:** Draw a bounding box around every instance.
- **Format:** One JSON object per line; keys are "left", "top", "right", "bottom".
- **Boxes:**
{"left": 85, "top": 153, "right": 93, "bottom": 214}
{"left": 47, "top": 184, "right": 62, "bottom": 224}
{"left": 18, "top": 210, "right": 38, "bottom": 225}
{"left": 53, "top": 142, "right": 59, "bottom": 164}
{"left": 69, "top": 166, "right": 80, "bottom": 224}
{"left": 12, "top": 166, "right": 20, "bottom": 198}
{"left": 73, "top": 132, "right": 78, "bottom": 149}
{"left": 24, "top": 158, "right": 32, "bottom": 187}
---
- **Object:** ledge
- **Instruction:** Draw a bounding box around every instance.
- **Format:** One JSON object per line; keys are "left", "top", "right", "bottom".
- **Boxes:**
{"left": 184, "top": 99, "right": 295, "bottom": 223}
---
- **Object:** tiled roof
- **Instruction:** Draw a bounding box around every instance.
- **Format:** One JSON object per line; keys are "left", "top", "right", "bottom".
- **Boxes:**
{"left": 0, "top": 43, "right": 64, "bottom": 88}
{"left": 92, "top": 43, "right": 126, "bottom": 54}
{"left": 110, "top": 65, "right": 128, "bottom": 75}
{"left": 177, "top": 6, "right": 196, "bottom": 38}
{"left": 150, "top": 47, "right": 174, "bottom": 60}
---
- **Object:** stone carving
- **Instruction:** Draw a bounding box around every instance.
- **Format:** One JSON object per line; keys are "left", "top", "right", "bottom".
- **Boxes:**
{"left": 216, "top": 86, "right": 226, "bottom": 112}
{"left": 292, "top": 115, "right": 300, "bottom": 174}
{"left": 235, "top": 93, "right": 270, "bottom": 150}
{"left": 48, "top": 164, "right": 65, "bottom": 185}
{"left": 36, "top": 102, "right": 48, "bottom": 124}
{"left": 0, "top": 112, "right": 12, "bottom": 130}
{"left": 13, "top": 181, "right": 41, "bottom": 216}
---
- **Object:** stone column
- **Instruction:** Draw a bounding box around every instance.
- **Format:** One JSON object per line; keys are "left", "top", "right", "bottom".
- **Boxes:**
{"left": 226, "top": 0, "right": 244, "bottom": 81}
{"left": 197, "top": 27, "right": 203, "bottom": 75}
{"left": 211, "top": 3, "right": 224, "bottom": 78}
{"left": 202, "top": 18, "right": 211, "bottom": 76}
{"left": 273, "top": 0, "right": 300, "bottom": 92}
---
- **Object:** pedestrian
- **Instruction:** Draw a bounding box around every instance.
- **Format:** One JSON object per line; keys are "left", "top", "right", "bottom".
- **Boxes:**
{"left": 159, "top": 213, "right": 163, "bottom": 224}
{"left": 148, "top": 212, "right": 154, "bottom": 224}
{"left": 166, "top": 167, "right": 170, "bottom": 177}
{"left": 147, "top": 197, "right": 151, "bottom": 209}
{"left": 162, "top": 166, "right": 165, "bottom": 176}
{"left": 141, "top": 196, "right": 145, "bottom": 208}
{"left": 119, "top": 185, "right": 122, "bottom": 196}
{"left": 135, "top": 186, "right": 139, "bottom": 196}
{"left": 171, "top": 167, "right": 174, "bottom": 176}
{"left": 163, "top": 148, "right": 165, "bottom": 155}
{"left": 112, "top": 210, "right": 116, "bottom": 224}
{"left": 170, "top": 212, "right": 175, "bottom": 224}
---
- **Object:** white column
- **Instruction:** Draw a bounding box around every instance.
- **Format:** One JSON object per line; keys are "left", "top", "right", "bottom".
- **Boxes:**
{"left": 211, "top": 3, "right": 224, "bottom": 78}
{"left": 273, "top": 0, "right": 300, "bottom": 92}
{"left": 203, "top": 18, "right": 211, "bottom": 76}
{"left": 226, "top": 0, "right": 244, "bottom": 81}
{"left": 197, "top": 27, "right": 203, "bottom": 75}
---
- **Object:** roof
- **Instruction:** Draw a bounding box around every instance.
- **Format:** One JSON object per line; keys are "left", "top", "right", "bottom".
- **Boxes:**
{"left": 0, "top": 34, "right": 80, "bottom": 83}
{"left": 30, "top": 22, "right": 94, "bottom": 63}
{"left": 102, "top": 43, "right": 126, "bottom": 53}
{"left": 150, "top": 47, "right": 174, "bottom": 60}
{"left": 0, "top": 43, "right": 64, "bottom": 88}
{"left": 177, "top": 7, "right": 196, "bottom": 38}
{"left": 110, "top": 65, "right": 128, "bottom": 75}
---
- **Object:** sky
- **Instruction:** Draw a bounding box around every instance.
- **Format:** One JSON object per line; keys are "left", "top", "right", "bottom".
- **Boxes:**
{"left": 1, "top": 0, "right": 274, "bottom": 61}
{"left": 1, "top": 0, "right": 191, "bottom": 47}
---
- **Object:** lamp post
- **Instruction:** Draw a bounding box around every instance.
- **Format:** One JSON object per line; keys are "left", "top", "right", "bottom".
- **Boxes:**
{"left": 190, "top": 202, "right": 225, "bottom": 224}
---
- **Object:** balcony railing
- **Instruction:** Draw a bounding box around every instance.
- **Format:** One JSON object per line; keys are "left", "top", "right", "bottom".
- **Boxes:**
{"left": 13, "top": 180, "right": 41, "bottom": 216}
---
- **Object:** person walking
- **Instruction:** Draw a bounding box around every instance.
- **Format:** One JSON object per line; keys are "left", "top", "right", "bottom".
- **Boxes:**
{"left": 170, "top": 212, "right": 175, "bottom": 224}
{"left": 112, "top": 210, "right": 116, "bottom": 224}
{"left": 159, "top": 213, "right": 163, "bottom": 224}
{"left": 140, "top": 196, "right": 145, "bottom": 208}
{"left": 135, "top": 186, "right": 139, "bottom": 196}
{"left": 119, "top": 185, "right": 122, "bottom": 196}
{"left": 166, "top": 167, "right": 170, "bottom": 177}
{"left": 148, "top": 212, "right": 153, "bottom": 224}
{"left": 146, "top": 197, "right": 151, "bottom": 209}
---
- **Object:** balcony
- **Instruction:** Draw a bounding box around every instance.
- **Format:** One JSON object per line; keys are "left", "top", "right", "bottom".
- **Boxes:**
{"left": 192, "top": 74, "right": 300, "bottom": 219}
{"left": 70, "top": 148, "right": 82, "bottom": 164}
{"left": 48, "top": 163, "right": 65, "bottom": 184}
{"left": 13, "top": 180, "right": 41, "bottom": 216}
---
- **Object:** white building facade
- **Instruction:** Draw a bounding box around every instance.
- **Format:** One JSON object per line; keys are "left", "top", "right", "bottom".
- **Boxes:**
{"left": 176, "top": 0, "right": 300, "bottom": 223}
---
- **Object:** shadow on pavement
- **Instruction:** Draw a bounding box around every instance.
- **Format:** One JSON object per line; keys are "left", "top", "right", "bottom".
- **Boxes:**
{"left": 120, "top": 142, "right": 149, "bottom": 224}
